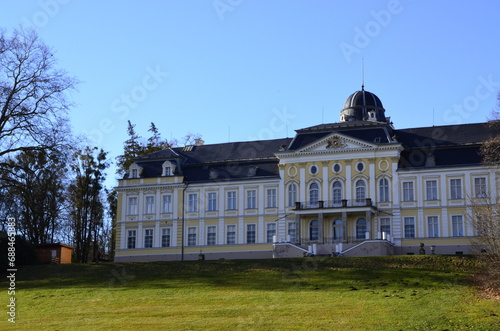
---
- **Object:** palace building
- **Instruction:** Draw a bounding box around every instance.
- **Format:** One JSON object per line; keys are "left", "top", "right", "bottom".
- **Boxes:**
{"left": 114, "top": 87, "right": 498, "bottom": 262}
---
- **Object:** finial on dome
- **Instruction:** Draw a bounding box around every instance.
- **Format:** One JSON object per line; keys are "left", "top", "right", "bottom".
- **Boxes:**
{"left": 361, "top": 57, "right": 365, "bottom": 91}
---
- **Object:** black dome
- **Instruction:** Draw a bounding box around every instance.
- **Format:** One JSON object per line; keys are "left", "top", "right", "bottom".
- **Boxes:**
{"left": 340, "top": 88, "right": 387, "bottom": 123}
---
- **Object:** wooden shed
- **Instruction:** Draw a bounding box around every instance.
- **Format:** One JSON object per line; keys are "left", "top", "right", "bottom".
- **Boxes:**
{"left": 36, "top": 243, "right": 74, "bottom": 264}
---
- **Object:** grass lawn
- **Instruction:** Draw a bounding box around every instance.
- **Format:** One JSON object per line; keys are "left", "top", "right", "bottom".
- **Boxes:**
{"left": 2, "top": 256, "right": 499, "bottom": 330}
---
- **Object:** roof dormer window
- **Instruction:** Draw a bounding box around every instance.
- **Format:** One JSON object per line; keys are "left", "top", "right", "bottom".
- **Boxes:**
{"left": 129, "top": 163, "right": 143, "bottom": 179}
{"left": 162, "top": 161, "right": 176, "bottom": 176}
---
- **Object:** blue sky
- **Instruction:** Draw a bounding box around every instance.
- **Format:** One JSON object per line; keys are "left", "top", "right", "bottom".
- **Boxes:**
{"left": 2, "top": 0, "right": 499, "bottom": 185}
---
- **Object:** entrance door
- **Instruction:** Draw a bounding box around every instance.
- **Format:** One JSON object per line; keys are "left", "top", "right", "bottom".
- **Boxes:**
{"left": 333, "top": 220, "right": 344, "bottom": 242}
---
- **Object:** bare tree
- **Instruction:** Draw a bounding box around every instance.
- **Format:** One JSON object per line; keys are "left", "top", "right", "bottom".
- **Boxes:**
{"left": 0, "top": 27, "right": 76, "bottom": 179}
{"left": 469, "top": 97, "right": 500, "bottom": 298}
{"left": 2, "top": 149, "right": 68, "bottom": 244}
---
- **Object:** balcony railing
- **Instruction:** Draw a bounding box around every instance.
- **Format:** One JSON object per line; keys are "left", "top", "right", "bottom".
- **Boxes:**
{"left": 295, "top": 199, "right": 375, "bottom": 210}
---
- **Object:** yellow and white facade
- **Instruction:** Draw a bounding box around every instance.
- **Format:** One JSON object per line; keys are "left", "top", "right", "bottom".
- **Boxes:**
{"left": 114, "top": 88, "right": 499, "bottom": 261}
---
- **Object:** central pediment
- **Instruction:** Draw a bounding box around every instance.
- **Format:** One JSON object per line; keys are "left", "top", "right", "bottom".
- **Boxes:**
{"left": 295, "top": 133, "right": 378, "bottom": 153}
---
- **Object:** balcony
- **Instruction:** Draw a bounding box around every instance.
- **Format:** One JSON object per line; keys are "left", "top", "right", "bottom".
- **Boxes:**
{"left": 295, "top": 199, "right": 375, "bottom": 210}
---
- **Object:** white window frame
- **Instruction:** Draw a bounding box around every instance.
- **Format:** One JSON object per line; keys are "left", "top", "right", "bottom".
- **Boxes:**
{"left": 287, "top": 183, "right": 297, "bottom": 207}
{"left": 402, "top": 182, "right": 414, "bottom": 202}
{"left": 379, "top": 178, "right": 389, "bottom": 202}
{"left": 266, "top": 188, "right": 277, "bottom": 208}
{"left": 207, "top": 192, "right": 217, "bottom": 211}
{"left": 474, "top": 177, "right": 487, "bottom": 198}
{"left": 266, "top": 223, "right": 276, "bottom": 243}
{"left": 128, "top": 196, "right": 138, "bottom": 215}
{"left": 187, "top": 227, "right": 197, "bottom": 246}
{"left": 427, "top": 216, "right": 439, "bottom": 238}
{"left": 226, "top": 224, "right": 236, "bottom": 244}
{"left": 355, "top": 179, "right": 366, "bottom": 204}
{"left": 145, "top": 196, "right": 155, "bottom": 215}
{"left": 332, "top": 181, "right": 342, "bottom": 205}
{"left": 380, "top": 217, "right": 391, "bottom": 235}
{"left": 144, "top": 229, "right": 154, "bottom": 248}
{"left": 246, "top": 224, "right": 256, "bottom": 244}
{"left": 450, "top": 178, "right": 462, "bottom": 200}
{"left": 247, "top": 189, "right": 257, "bottom": 209}
{"left": 162, "top": 194, "right": 172, "bottom": 213}
{"left": 426, "top": 180, "right": 438, "bottom": 201}
{"left": 127, "top": 229, "right": 136, "bottom": 249}
{"left": 309, "top": 182, "right": 319, "bottom": 207}
{"left": 206, "top": 226, "right": 217, "bottom": 246}
{"left": 161, "top": 228, "right": 171, "bottom": 247}
{"left": 188, "top": 193, "right": 198, "bottom": 212}
{"left": 227, "top": 191, "right": 237, "bottom": 210}
{"left": 452, "top": 215, "right": 464, "bottom": 237}
{"left": 404, "top": 217, "right": 416, "bottom": 238}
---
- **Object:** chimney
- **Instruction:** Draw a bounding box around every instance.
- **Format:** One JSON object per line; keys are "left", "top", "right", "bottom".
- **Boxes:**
{"left": 194, "top": 138, "right": 204, "bottom": 146}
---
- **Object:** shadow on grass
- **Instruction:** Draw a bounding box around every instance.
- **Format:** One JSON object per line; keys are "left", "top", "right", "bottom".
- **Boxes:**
{"left": 9, "top": 256, "right": 475, "bottom": 293}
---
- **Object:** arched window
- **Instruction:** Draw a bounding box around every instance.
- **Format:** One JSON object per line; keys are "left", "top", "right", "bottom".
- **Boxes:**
{"left": 379, "top": 178, "right": 390, "bottom": 202}
{"left": 309, "top": 182, "right": 319, "bottom": 208}
{"left": 333, "top": 220, "right": 344, "bottom": 241}
{"left": 287, "top": 183, "right": 298, "bottom": 207}
{"left": 309, "top": 220, "right": 319, "bottom": 241}
{"left": 355, "top": 180, "right": 366, "bottom": 204}
{"left": 332, "top": 181, "right": 342, "bottom": 206}
{"left": 356, "top": 218, "right": 367, "bottom": 239}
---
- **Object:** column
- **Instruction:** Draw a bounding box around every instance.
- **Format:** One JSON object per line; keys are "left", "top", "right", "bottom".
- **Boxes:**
{"left": 120, "top": 223, "right": 126, "bottom": 249}
{"left": 154, "top": 221, "right": 160, "bottom": 248}
{"left": 137, "top": 222, "right": 143, "bottom": 248}
{"left": 368, "top": 158, "right": 376, "bottom": 201}
{"left": 299, "top": 163, "right": 306, "bottom": 204}
{"left": 345, "top": 159, "right": 352, "bottom": 201}
{"left": 322, "top": 161, "right": 329, "bottom": 204}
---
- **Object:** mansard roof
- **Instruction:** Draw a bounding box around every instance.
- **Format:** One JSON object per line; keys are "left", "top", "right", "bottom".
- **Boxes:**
{"left": 133, "top": 138, "right": 292, "bottom": 183}
{"left": 396, "top": 122, "right": 495, "bottom": 169}
{"left": 130, "top": 122, "right": 494, "bottom": 180}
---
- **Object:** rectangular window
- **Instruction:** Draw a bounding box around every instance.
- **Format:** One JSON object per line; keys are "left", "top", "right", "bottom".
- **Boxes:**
{"left": 474, "top": 177, "right": 487, "bottom": 198}
{"left": 161, "top": 228, "right": 171, "bottom": 247}
{"left": 427, "top": 216, "right": 439, "bottom": 238}
{"left": 288, "top": 222, "right": 296, "bottom": 243}
{"left": 207, "top": 192, "right": 217, "bottom": 211}
{"left": 404, "top": 217, "right": 415, "bottom": 238}
{"left": 246, "top": 224, "right": 256, "bottom": 244}
{"left": 145, "top": 196, "right": 155, "bottom": 214}
{"left": 426, "top": 180, "right": 438, "bottom": 201}
{"left": 266, "top": 223, "right": 276, "bottom": 243}
{"left": 266, "top": 189, "right": 277, "bottom": 208}
{"left": 380, "top": 218, "right": 391, "bottom": 235}
{"left": 187, "top": 227, "right": 197, "bottom": 246}
{"left": 246, "top": 190, "right": 257, "bottom": 209}
{"left": 131, "top": 168, "right": 138, "bottom": 178}
{"left": 452, "top": 215, "right": 464, "bottom": 237}
{"left": 227, "top": 191, "right": 237, "bottom": 210}
{"left": 128, "top": 197, "right": 138, "bottom": 215}
{"left": 127, "top": 230, "right": 136, "bottom": 249}
{"left": 226, "top": 225, "right": 236, "bottom": 244}
{"left": 207, "top": 226, "right": 216, "bottom": 246}
{"left": 450, "top": 179, "right": 462, "bottom": 199}
{"left": 402, "top": 182, "right": 414, "bottom": 202}
{"left": 162, "top": 195, "right": 172, "bottom": 213}
{"left": 144, "top": 229, "right": 154, "bottom": 248}
{"left": 188, "top": 193, "right": 198, "bottom": 212}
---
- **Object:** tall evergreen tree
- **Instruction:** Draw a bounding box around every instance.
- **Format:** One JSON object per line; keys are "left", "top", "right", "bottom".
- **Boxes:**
{"left": 116, "top": 120, "right": 144, "bottom": 176}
